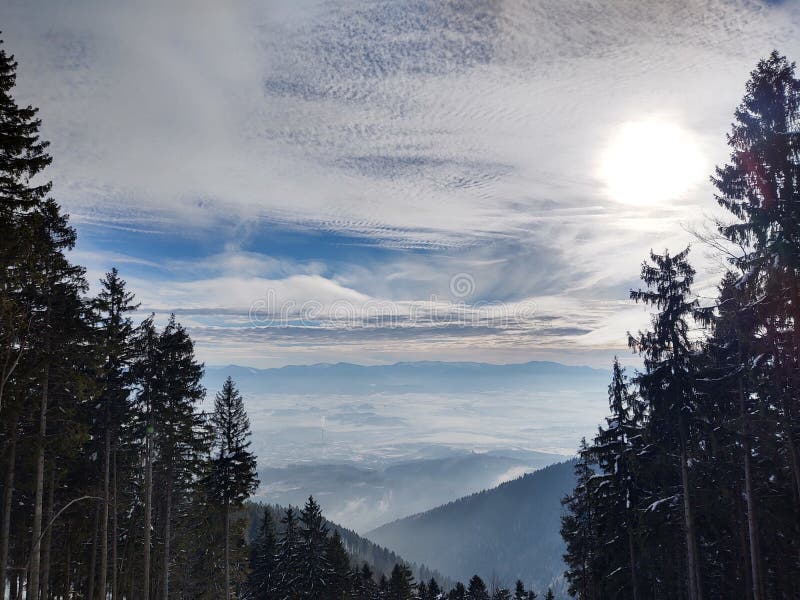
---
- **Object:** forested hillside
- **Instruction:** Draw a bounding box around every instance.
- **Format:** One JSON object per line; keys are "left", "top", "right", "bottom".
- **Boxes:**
{"left": 369, "top": 461, "right": 576, "bottom": 596}
{"left": 243, "top": 504, "right": 453, "bottom": 589}
{"left": 560, "top": 52, "right": 800, "bottom": 600}
{"left": 256, "top": 452, "right": 559, "bottom": 532}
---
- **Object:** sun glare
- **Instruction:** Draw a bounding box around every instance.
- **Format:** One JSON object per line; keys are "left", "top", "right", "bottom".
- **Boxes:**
{"left": 601, "top": 119, "right": 706, "bottom": 206}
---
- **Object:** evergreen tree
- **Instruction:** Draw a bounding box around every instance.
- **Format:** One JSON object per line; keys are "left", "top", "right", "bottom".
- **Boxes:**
{"left": 91, "top": 268, "right": 138, "bottom": 600}
{"left": 428, "top": 578, "right": 442, "bottom": 599}
{"left": 492, "top": 587, "right": 511, "bottom": 600}
{"left": 327, "top": 530, "right": 352, "bottom": 600}
{"left": 560, "top": 438, "right": 599, "bottom": 600}
{"left": 250, "top": 509, "right": 278, "bottom": 599}
{"left": 211, "top": 376, "right": 259, "bottom": 600}
{"left": 629, "top": 247, "right": 703, "bottom": 600}
{"left": 297, "top": 496, "right": 331, "bottom": 597}
{"left": 275, "top": 507, "right": 301, "bottom": 598}
{"left": 358, "top": 562, "right": 376, "bottom": 600}
{"left": 466, "top": 575, "right": 490, "bottom": 600}
{"left": 387, "top": 563, "right": 415, "bottom": 600}
{"left": 543, "top": 589, "right": 554, "bottom": 600}
{"left": 448, "top": 582, "right": 466, "bottom": 600}
{"left": 513, "top": 581, "right": 526, "bottom": 600}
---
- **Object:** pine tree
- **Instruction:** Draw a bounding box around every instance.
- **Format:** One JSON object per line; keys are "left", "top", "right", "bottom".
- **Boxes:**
{"left": 357, "top": 562, "right": 376, "bottom": 600}
{"left": 156, "top": 316, "right": 207, "bottom": 599}
{"left": 275, "top": 507, "right": 301, "bottom": 598}
{"left": 587, "top": 359, "right": 643, "bottom": 599}
{"left": 449, "top": 582, "right": 466, "bottom": 600}
{"left": 297, "top": 496, "right": 331, "bottom": 598}
{"left": 629, "top": 248, "right": 704, "bottom": 600}
{"left": 211, "top": 376, "right": 259, "bottom": 600}
{"left": 428, "top": 578, "right": 442, "bottom": 599}
{"left": 466, "top": 575, "right": 490, "bottom": 600}
{"left": 543, "top": 589, "right": 554, "bottom": 600}
{"left": 560, "top": 438, "right": 599, "bottom": 600}
{"left": 492, "top": 587, "right": 511, "bottom": 600}
{"left": 25, "top": 196, "right": 88, "bottom": 600}
{"left": 131, "top": 315, "right": 161, "bottom": 600}
{"left": 326, "top": 530, "right": 352, "bottom": 600}
{"left": 91, "top": 268, "right": 138, "bottom": 600}
{"left": 0, "top": 36, "right": 90, "bottom": 600}
{"left": 387, "top": 563, "right": 415, "bottom": 600}
{"left": 712, "top": 50, "right": 800, "bottom": 596}
{"left": 250, "top": 508, "right": 278, "bottom": 599}
{"left": 513, "top": 580, "right": 526, "bottom": 600}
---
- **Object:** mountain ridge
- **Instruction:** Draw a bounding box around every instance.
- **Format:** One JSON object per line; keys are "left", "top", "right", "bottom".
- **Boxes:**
{"left": 367, "top": 460, "right": 577, "bottom": 597}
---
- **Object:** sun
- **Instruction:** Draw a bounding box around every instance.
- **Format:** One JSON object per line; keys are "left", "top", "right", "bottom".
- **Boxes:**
{"left": 600, "top": 119, "right": 706, "bottom": 206}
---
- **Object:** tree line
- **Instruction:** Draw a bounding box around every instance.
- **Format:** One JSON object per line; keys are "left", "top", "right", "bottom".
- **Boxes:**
{"left": 247, "top": 498, "right": 552, "bottom": 600}
{"left": 561, "top": 51, "right": 800, "bottom": 599}
{"left": 0, "top": 36, "right": 265, "bottom": 598}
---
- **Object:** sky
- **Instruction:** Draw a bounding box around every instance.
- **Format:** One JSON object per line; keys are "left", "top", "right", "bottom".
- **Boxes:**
{"left": 3, "top": 0, "right": 800, "bottom": 368}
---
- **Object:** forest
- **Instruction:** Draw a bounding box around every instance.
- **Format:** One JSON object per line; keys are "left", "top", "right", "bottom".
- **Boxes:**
{"left": 560, "top": 52, "right": 800, "bottom": 600}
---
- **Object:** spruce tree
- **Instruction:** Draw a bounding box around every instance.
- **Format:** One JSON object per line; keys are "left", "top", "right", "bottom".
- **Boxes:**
{"left": 712, "top": 50, "right": 800, "bottom": 595}
{"left": 91, "top": 268, "right": 138, "bottom": 600}
{"left": 449, "top": 582, "right": 466, "bottom": 600}
{"left": 560, "top": 438, "right": 599, "bottom": 600}
{"left": 131, "top": 315, "right": 161, "bottom": 600}
{"left": 466, "top": 575, "right": 490, "bottom": 600}
{"left": 250, "top": 508, "right": 278, "bottom": 599}
{"left": 211, "top": 376, "right": 259, "bottom": 600}
{"left": 629, "top": 248, "right": 703, "bottom": 600}
{"left": 156, "top": 316, "right": 207, "bottom": 599}
{"left": 428, "top": 578, "right": 442, "bottom": 599}
{"left": 387, "top": 563, "right": 415, "bottom": 600}
{"left": 492, "top": 588, "right": 512, "bottom": 600}
{"left": 513, "top": 580, "right": 527, "bottom": 600}
{"left": 275, "top": 507, "right": 301, "bottom": 598}
{"left": 298, "top": 496, "right": 331, "bottom": 598}
{"left": 326, "top": 530, "right": 352, "bottom": 600}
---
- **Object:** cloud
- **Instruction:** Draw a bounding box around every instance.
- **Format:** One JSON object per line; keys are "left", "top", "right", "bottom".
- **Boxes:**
{"left": 3, "top": 0, "right": 799, "bottom": 365}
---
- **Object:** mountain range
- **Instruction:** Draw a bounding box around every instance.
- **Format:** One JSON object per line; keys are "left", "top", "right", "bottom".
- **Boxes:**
{"left": 204, "top": 360, "right": 609, "bottom": 396}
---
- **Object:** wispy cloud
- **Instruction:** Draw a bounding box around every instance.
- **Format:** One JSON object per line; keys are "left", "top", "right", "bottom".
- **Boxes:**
{"left": 3, "top": 0, "right": 798, "bottom": 365}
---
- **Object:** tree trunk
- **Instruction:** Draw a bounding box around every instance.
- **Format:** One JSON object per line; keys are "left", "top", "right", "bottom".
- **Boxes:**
{"left": 88, "top": 501, "right": 100, "bottom": 600}
{"left": 143, "top": 428, "right": 153, "bottom": 600}
{"left": 40, "top": 464, "right": 56, "bottom": 600}
{"left": 225, "top": 501, "right": 231, "bottom": 600}
{"left": 0, "top": 413, "right": 18, "bottom": 600}
{"left": 162, "top": 475, "right": 171, "bottom": 600}
{"left": 680, "top": 441, "right": 701, "bottom": 600}
{"left": 9, "top": 568, "right": 17, "bottom": 600}
{"left": 739, "top": 376, "right": 762, "bottom": 600}
{"left": 64, "top": 523, "right": 71, "bottom": 600}
{"left": 99, "top": 426, "right": 110, "bottom": 600}
{"left": 627, "top": 525, "right": 639, "bottom": 600}
{"left": 28, "top": 361, "right": 50, "bottom": 600}
{"left": 112, "top": 444, "right": 118, "bottom": 600}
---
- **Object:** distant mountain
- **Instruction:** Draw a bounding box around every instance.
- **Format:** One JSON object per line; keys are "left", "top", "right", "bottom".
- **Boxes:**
{"left": 257, "top": 449, "right": 563, "bottom": 532}
{"left": 244, "top": 503, "right": 453, "bottom": 589}
{"left": 205, "top": 360, "right": 609, "bottom": 396}
{"left": 367, "top": 460, "right": 577, "bottom": 597}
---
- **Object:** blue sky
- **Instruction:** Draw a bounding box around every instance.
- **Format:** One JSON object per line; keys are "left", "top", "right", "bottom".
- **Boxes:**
{"left": 3, "top": 0, "right": 799, "bottom": 368}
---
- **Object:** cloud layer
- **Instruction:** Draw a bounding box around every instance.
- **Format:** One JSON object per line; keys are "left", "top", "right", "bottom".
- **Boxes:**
{"left": 2, "top": 0, "right": 799, "bottom": 365}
